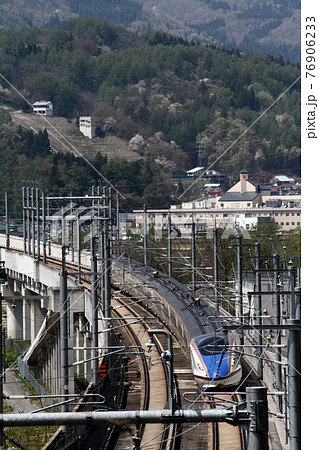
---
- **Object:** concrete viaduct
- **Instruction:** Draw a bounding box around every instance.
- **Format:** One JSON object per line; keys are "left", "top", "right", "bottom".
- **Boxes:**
{"left": 0, "top": 235, "right": 105, "bottom": 398}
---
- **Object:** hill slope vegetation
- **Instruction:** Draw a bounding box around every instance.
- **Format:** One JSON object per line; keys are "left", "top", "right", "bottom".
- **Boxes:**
{"left": 0, "top": 0, "right": 300, "bottom": 62}
{"left": 0, "top": 18, "right": 300, "bottom": 209}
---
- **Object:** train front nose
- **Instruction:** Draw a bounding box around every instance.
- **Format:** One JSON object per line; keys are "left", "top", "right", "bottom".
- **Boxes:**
{"left": 205, "top": 354, "right": 229, "bottom": 380}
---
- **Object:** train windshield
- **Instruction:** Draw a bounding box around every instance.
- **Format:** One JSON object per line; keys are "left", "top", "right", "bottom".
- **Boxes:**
{"left": 195, "top": 335, "right": 227, "bottom": 356}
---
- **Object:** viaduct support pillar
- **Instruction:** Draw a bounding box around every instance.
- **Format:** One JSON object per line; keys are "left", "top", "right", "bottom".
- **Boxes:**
{"left": 3, "top": 284, "right": 23, "bottom": 340}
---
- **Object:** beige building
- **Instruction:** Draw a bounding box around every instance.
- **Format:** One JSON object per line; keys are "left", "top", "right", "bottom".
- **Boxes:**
{"left": 121, "top": 170, "right": 300, "bottom": 238}
{"left": 79, "top": 116, "right": 98, "bottom": 139}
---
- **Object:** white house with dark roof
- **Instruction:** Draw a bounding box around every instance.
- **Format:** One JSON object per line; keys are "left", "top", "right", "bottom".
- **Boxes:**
{"left": 271, "top": 175, "right": 295, "bottom": 186}
{"left": 270, "top": 175, "right": 299, "bottom": 194}
{"left": 32, "top": 101, "right": 53, "bottom": 116}
{"left": 186, "top": 167, "right": 205, "bottom": 177}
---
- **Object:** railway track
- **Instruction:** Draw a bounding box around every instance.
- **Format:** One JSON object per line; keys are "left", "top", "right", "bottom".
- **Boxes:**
{"left": 46, "top": 257, "right": 176, "bottom": 448}
{"left": 2, "top": 243, "right": 248, "bottom": 449}
{"left": 111, "top": 295, "right": 169, "bottom": 449}
{"left": 212, "top": 393, "right": 246, "bottom": 450}
{"left": 111, "top": 291, "right": 245, "bottom": 450}
{"left": 182, "top": 391, "right": 246, "bottom": 450}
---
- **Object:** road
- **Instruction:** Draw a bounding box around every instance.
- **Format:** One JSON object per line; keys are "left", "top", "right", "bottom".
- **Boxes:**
{"left": 3, "top": 369, "right": 38, "bottom": 413}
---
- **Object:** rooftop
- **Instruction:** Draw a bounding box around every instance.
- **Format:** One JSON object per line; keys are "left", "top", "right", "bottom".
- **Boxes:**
{"left": 219, "top": 191, "right": 260, "bottom": 202}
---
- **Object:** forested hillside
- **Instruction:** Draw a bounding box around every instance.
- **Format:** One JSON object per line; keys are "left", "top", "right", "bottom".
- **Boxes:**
{"left": 0, "top": 18, "right": 300, "bottom": 210}
{"left": 138, "top": 0, "right": 300, "bottom": 63}
{"left": 0, "top": 0, "right": 300, "bottom": 63}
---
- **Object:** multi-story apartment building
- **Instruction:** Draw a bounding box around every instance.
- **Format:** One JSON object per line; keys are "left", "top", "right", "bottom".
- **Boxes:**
{"left": 79, "top": 116, "right": 98, "bottom": 139}
{"left": 120, "top": 170, "right": 301, "bottom": 238}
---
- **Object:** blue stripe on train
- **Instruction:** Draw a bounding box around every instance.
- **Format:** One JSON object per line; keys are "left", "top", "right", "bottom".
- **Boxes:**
{"left": 201, "top": 353, "right": 229, "bottom": 379}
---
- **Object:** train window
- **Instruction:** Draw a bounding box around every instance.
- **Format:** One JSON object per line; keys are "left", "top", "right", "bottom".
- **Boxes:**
{"left": 0, "top": 262, "right": 7, "bottom": 284}
{"left": 195, "top": 334, "right": 227, "bottom": 356}
{"left": 200, "top": 344, "right": 225, "bottom": 355}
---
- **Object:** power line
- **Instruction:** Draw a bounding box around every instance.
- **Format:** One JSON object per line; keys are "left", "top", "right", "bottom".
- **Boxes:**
{"left": 179, "top": 75, "right": 301, "bottom": 199}
{"left": 0, "top": 72, "right": 125, "bottom": 199}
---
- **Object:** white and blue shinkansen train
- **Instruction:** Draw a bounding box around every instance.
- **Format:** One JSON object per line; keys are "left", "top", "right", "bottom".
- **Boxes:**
{"left": 0, "top": 236, "right": 243, "bottom": 390}
{"left": 190, "top": 333, "right": 242, "bottom": 389}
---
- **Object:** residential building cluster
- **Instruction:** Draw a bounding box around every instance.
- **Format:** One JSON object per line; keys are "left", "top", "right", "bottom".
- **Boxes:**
{"left": 121, "top": 170, "right": 301, "bottom": 238}
{"left": 29, "top": 101, "right": 300, "bottom": 237}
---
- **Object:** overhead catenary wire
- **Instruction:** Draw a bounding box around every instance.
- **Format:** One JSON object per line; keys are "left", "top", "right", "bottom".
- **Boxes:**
{"left": 2, "top": 225, "right": 296, "bottom": 376}
{"left": 1, "top": 237, "right": 299, "bottom": 450}
{"left": 179, "top": 74, "right": 301, "bottom": 199}
{"left": 1, "top": 242, "right": 125, "bottom": 381}
{"left": 137, "top": 237, "right": 292, "bottom": 396}
{"left": 168, "top": 237, "right": 296, "bottom": 370}
{"left": 0, "top": 72, "right": 125, "bottom": 200}
{"left": 0, "top": 57, "right": 300, "bottom": 445}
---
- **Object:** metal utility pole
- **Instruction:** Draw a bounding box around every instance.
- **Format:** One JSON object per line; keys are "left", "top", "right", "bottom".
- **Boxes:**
{"left": 46, "top": 195, "right": 51, "bottom": 256}
{"left": 61, "top": 205, "right": 66, "bottom": 248}
{"left": 22, "top": 186, "right": 26, "bottom": 253}
{"left": 274, "top": 253, "right": 283, "bottom": 414}
{"left": 76, "top": 215, "right": 81, "bottom": 282}
{"left": 213, "top": 228, "right": 219, "bottom": 315}
{"left": 288, "top": 263, "right": 297, "bottom": 318}
{"left": 100, "top": 217, "right": 106, "bottom": 314}
{"left": 294, "top": 287, "right": 301, "bottom": 322}
{"left": 5, "top": 192, "right": 9, "bottom": 250}
{"left": 91, "top": 235, "right": 99, "bottom": 384}
{"left": 255, "top": 242, "right": 263, "bottom": 379}
{"left": 143, "top": 204, "right": 147, "bottom": 266}
{"left": 36, "top": 188, "right": 40, "bottom": 260}
{"left": 191, "top": 222, "right": 196, "bottom": 292}
{"left": 105, "top": 220, "right": 112, "bottom": 376}
{"left": 288, "top": 276, "right": 301, "bottom": 450}
{"left": 108, "top": 187, "right": 112, "bottom": 222}
{"left": 196, "top": 141, "right": 204, "bottom": 167}
{"left": 31, "top": 186, "right": 35, "bottom": 257}
{"left": 69, "top": 200, "right": 74, "bottom": 262}
{"left": 60, "top": 246, "right": 69, "bottom": 419}
{"left": 96, "top": 203, "right": 112, "bottom": 376}
{"left": 246, "top": 386, "right": 269, "bottom": 450}
{"left": 167, "top": 211, "right": 172, "bottom": 277}
{"left": 26, "top": 185, "right": 31, "bottom": 254}
{"left": 116, "top": 192, "right": 120, "bottom": 256}
{"left": 237, "top": 234, "right": 243, "bottom": 344}
{"left": 42, "top": 192, "right": 47, "bottom": 263}
{"left": 287, "top": 317, "right": 301, "bottom": 450}
{"left": 0, "top": 293, "right": 4, "bottom": 450}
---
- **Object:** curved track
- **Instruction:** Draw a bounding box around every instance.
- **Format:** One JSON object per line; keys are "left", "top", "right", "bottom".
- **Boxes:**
{"left": 0, "top": 237, "right": 248, "bottom": 449}
{"left": 211, "top": 393, "right": 246, "bottom": 450}
{"left": 111, "top": 295, "right": 169, "bottom": 449}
